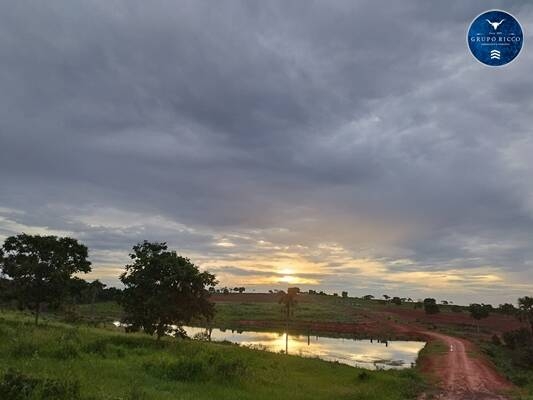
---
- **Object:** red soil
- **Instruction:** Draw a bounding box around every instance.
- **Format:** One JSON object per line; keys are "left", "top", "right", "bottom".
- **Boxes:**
{"left": 419, "top": 331, "right": 513, "bottom": 400}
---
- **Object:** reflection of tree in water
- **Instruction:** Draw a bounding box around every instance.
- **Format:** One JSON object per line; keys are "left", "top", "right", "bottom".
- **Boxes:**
{"left": 279, "top": 287, "right": 299, "bottom": 354}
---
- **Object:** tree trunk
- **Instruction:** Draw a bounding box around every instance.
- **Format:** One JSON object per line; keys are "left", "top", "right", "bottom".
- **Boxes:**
{"left": 35, "top": 302, "right": 41, "bottom": 325}
{"left": 90, "top": 287, "right": 97, "bottom": 324}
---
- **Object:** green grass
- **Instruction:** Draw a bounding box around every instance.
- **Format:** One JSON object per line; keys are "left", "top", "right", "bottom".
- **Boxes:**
{"left": 478, "top": 342, "right": 533, "bottom": 399}
{"left": 211, "top": 296, "right": 368, "bottom": 326}
{"left": 0, "top": 310, "right": 426, "bottom": 400}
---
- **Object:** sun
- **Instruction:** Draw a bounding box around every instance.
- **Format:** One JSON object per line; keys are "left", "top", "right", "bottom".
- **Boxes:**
{"left": 279, "top": 275, "right": 297, "bottom": 284}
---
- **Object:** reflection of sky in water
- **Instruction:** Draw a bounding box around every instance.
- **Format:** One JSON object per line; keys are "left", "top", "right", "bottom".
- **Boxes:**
{"left": 184, "top": 326, "right": 425, "bottom": 370}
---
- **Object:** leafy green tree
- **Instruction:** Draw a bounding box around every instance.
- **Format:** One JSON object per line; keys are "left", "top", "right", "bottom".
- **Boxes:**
{"left": 119, "top": 241, "right": 217, "bottom": 340}
{"left": 341, "top": 291, "right": 348, "bottom": 298}
{"left": 423, "top": 298, "right": 440, "bottom": 314}
{"left": 518, "top": 296, "right": 533, "bottom": 333}
{"left": 468, "top": 303, "right": 490, "bottom": 333}
{"left": 1, "top": 234, "right": 91, "bottom": 324}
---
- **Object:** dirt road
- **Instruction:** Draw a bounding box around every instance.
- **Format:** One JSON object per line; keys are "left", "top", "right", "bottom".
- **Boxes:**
{"left": 421, "top": 331, "right": 512, "bottom": 400}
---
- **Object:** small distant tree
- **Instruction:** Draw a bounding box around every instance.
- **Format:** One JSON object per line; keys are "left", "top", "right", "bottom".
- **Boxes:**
{"left": 391, "top": 297, "right": 402, "bottom": 306}
{"left": 1, "top": 234, "right": 91, "bottom": 324}
{"left": 441, "top": 300, "right": 449, "bottom": 305}
{"left": 518, "top": 297, "right": 533, "bottom": 333}
{"left": 120, "top": 241, "right": 217, "bottom": 340}
{"left": 363, "top": 295, "right": 374, "bottom": 301}
{"left": 451, "top": 305, "right": 462, "bottom": 313}
{"left": 341, "top": 291, "right": 348, "bottom": 298}
{"left": 469, "top": 303, "right": 490, "bottom": 333}
{"left": 498, "top": 303, "right": 517, "bottom": 316}
{"left": 423, "top": 298, "right": 440, "bottom": 314}
{"left": 279, "top": 289, "right": 298, "bottom": 320}
{"left": 383, "top": 294, "right": 390, "bottom": 301}
{"left": 237, "top": 287, "right": 245, "bottom": 294}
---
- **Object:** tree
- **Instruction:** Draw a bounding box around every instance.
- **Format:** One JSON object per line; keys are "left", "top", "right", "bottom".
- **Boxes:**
{"left": 423, "top": 298, "right": 440, "bottom": 314}
{"left": 279, "top": 287, "right": 298, "bottom": 354}
{"left": 119, "top": 241, "right": 217, "bottom": 340}
{"left": 498, "top": 303, "right": 517, "bottom": 316}
{"left": 518, "top": 297, "right": 533, "bottom": 333}
{"left": 391, "top": 296, "right": 402, "bottom": 306}
{"left": 383, "top": 294, "right": 390, "bottom": 300}
{"left": 1, "top": 234, "right": 91, "bottom": 324}
{"left": 469, "top": 303, "right": 490, "bottom": 333}
{"left": 363, "top": 295, "right": 374, "bottom": 301}
{"left": 341, "top": 291, "right": 348, "bottom": 298}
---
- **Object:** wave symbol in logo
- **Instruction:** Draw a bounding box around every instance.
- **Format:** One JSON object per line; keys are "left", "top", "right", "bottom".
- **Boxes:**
{"left": 490, "top": 49, "right": 501, "bottom": 60}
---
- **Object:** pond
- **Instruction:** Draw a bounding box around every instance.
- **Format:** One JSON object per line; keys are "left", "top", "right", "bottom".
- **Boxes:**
{"left": 180, "top": 326, "right": 424, "bottom": 370}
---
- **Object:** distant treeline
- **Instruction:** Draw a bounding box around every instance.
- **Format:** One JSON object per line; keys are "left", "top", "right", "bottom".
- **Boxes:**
{"left": 0, "top": 276, "right": 123, "bottom": 306}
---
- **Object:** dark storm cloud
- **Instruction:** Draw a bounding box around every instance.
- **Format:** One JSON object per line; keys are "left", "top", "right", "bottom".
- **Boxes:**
{"left": 1, "top": 0, "right": 533, "bottom": 303}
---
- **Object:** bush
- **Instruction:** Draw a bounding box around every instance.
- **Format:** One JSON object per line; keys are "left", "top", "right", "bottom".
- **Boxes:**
{"left": 502, "top": 328, "right": 532, "bottom": 350}
{"left": 357, "top": 371, "right": 370, "bottom": 381}
{"left": 143, "top": 350, "right": 247, "bottom": 382}
{"left": 7, "top": 339, "right": 38, "bottom": 358}
{"left": 0, "top": 370, "right": 80, "bottom": 400}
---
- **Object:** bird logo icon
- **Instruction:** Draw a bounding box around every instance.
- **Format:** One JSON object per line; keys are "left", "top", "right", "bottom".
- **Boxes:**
{"left": 486, "top": 19, "right": 505, "bottom": 30}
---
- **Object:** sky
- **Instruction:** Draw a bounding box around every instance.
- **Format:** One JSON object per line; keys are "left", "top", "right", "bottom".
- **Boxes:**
{"left": 1, "top": 1, "right": 532, "bottom": 305}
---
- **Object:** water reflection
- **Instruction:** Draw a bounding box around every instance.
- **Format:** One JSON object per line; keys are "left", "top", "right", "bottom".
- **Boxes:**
{"left": 183, "top": 326, "right": 424, "bottom": 370}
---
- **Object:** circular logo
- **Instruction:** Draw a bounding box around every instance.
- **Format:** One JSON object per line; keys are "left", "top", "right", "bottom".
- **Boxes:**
{"left": 467, "top": 10, "right": 523, "bottom": 66}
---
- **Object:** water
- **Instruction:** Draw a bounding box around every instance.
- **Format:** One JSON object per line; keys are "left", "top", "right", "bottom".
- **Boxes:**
{"left": 170, "top": 325, "right": 424, "bottom": 370}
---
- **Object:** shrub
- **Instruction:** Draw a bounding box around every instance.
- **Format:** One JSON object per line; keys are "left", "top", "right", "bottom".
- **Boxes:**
{"left": 52, "top": 342, "right": 80, "bottom": 360}
{"left": 503, "top": 328, "right": 532, "bottom": 350}
{"left": 143, "top": 350, "right": 247, "bottom": 382}
{"left": 357, "top": 371, "right": 370, "bottom": 381}
{"left": 7, "top": 339, "right": 38, "bottom": 358}
{"left": 0, "top": 369, "right": 80, "bottom": 400}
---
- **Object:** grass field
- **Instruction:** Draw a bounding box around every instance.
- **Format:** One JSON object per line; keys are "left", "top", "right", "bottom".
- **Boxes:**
{"left": 4, "top": 293, "right": 532, "bottom": 399}
{"left": 0, "top": 310, "right": 426, "bottom": 400}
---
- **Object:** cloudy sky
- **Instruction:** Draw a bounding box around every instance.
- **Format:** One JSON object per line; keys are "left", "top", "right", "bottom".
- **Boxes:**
{"left": 1, "top": 1, "right": 532, "bottom": 304}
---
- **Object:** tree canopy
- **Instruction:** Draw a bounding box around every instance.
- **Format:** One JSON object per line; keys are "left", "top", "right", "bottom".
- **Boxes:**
{"left": 1, "top": 234, "right": 91, "bottom": 324}
{"left": 119, "top": 241, "right": 217, "bottom": 339}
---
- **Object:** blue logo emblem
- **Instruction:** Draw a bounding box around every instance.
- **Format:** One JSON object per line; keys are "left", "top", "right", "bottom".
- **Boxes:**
{"left": 467, "top": 10, "right": 523, "bottom": 66}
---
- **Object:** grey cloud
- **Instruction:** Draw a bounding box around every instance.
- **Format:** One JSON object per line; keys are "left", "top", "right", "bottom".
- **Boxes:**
{"left": 1, "top": 0, "right": 533, "bottom": 304}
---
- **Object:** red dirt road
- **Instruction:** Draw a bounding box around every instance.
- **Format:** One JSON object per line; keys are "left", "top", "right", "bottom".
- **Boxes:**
{"left": 421, "top": 331, "right": 512, "bottom": 400}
